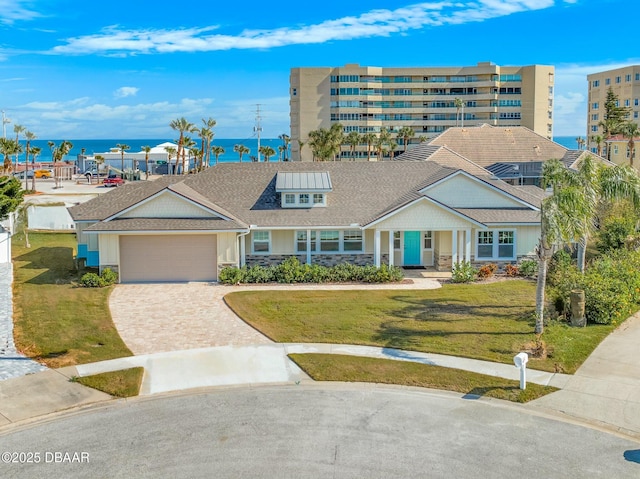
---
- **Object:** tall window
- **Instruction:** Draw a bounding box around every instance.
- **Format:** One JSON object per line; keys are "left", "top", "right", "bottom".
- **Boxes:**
{"left": 252, "top": 231, "right": 270, "bottom": 253}
{"left": 394, "top": 231, "right": 401, "bottom": 249}
{"left": 320, "top": 231, "right": 340, "bottom": 251}
{"left": 477, "top": 230, "right": 515, "bottom": 260}
{"left": 296, "top": 231, "right": 316, "bottom": 252}
{"left": 343, "top": 230, "right": 363, "bottom": 251}
{"left": 423, "top": 231, "right": 433, "bottom": 249}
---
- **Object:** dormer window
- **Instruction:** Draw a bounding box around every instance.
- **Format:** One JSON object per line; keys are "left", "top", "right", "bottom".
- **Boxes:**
{"left": 276, "top": 171, "right": 332, "bottom": 208}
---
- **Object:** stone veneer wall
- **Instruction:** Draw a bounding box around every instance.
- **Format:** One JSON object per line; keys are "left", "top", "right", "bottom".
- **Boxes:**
{"left": 439, "top": 255, "right": 537, "bottom": 272}
{"left": 245, "top": 254, "right": 389, "bottom": 268}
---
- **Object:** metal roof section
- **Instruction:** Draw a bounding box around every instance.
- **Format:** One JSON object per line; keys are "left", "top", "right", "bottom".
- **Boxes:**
{"left": 275, "top": 171, "right": 333, "bottom": 192}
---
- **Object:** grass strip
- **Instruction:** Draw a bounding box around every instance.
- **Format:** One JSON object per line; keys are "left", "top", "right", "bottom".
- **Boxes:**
{"left": 289, "top": 353, "right": 556, "bottom": 403}
{"left": 12, "top": 232, "right": 133, "bottom": 368}
{"left": 73, "top": 367, "right": 144, "bottom": 398}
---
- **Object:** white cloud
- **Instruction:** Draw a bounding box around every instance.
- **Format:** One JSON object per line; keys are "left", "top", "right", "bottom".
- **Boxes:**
{"left": 52, "top": 1, "right": 556, "bottom": 55}
{"left": 0, "top": 0, "right": 40, "bottom": 24}
{"left": 114, "top": 86, "right": 139, "bottom": 98}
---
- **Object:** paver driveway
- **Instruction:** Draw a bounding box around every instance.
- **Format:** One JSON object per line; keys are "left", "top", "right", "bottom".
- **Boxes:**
{"left": 109, "top": 283, "right": 272, "bottom": 355}
{"left": 109, "top": 278, "right": 442, "bottom": 355}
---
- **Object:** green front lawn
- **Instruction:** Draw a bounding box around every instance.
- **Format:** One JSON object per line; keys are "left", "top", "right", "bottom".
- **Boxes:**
{"left": 289, "top": 354, "right": 557, "bottom": 403}
{"left": 226, "top": 281, "right": 617, "bottom": 374}
{"left": 12, "top": 232, "right": 133, "bottom": 368}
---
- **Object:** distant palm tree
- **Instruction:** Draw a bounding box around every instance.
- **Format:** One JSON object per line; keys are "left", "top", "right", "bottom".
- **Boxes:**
{"left": 0, "top": 138, "right": 19, "bottom": 173}
{"left": 13, "top": 124, "right": 25, "bottom": 173}
{"left": 258, "top": 145, "right": 276, "bottom": 162}
{"left": 201, "top": 117, "right": 216, "bottom": 168}
{"left": 278, "top": 133, "right": 290, "bottom": 161}
{"left": 622, "top": 121, "right": 640, "bottom": 168}
{"left": 590, "top": 135, "right": 604, "bottom": 157}
{"left": 116, "top": 143, "right": 130, "bottom": 176}
{"left": 278, "top": 145, "right": 286, "bottom": 162}
{"left": 23, "top": 130, "right": 36, "bottom": 190}
{"left": 211, "top": 145, "right": 225, "bottom": 165}
{"left": 141, "top": 145, "right": 151, "bottom": 179}
{"left": 454, "top": 98, "right": 463, "bottom": 128}
{"left": 234, "top": 144, "right": 249, "bottom": 163}
{"left": 29, "top": 146, "right": 41, "bottom": 191}
{"left": 363, "top": 133, "right": 376, "bottom": 161}
{"left": 396, "top": 126, "right": 415, "bottom": 153}
{"left": 375, "top": 128, "right": 392, "bottom": 161}
{"left": 164, "top": 146, "right": 177, "bottom": 174}
{"left": 170, "top": 117, "right": 197, "bottom": 174}
{"left": 345, "top": 131, "right": 361, "bottom": 161}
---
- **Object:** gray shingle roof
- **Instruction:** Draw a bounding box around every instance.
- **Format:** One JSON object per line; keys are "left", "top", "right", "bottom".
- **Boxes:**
{"left": 70, "top": 159, "right": 542, "bottom": 230}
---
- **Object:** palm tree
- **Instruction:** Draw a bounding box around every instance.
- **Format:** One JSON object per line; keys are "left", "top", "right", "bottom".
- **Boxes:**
{"left": 278, "top": 145, "right": 286, "bottom": 162}
{"left": 201, "top": 117, "right": 216, "bottom": 168}
{"left": 13, "top": 124, "right": 25, "bottom": 173}
{"left": 0, "top": 138, "right": 19, "bottom": 174}
{"left": 278, "top": 133, "right": 291, "bottom": 161}
{"left": 535, "top": 157, "right": 640, "bottom": 333}
{"left": 164, "top": 146, "right": 177, "bottom": 174}
{"left": 396, "top": 126, "right": 415, "bottom": 153}
{"left": 590, "top": 135, "right": 604, "bottom": 157}
{"left": 181, "top": 136, "right": 197, "bottom": 173}
{"left": 375, "top": 128, "right": 392, "bottom": 161}
{"left": 363, "top": 133, "right": 376, "bottom": 161}
{"left": 211, "top": 145, "right": 225, "bottom": 165}
{"left": 116, "top": 143, "right": 130, "bottom": 176}
{"left": 344, "top": 131, "right": 361, "bottom": 161}
{"left": 234, "top": 144, "right": 250, "bottom": 163}
{"left": 29, "top": 146, "right": 41, "bottom": 191}
{"left": 258, "top": 145, "right": 276, "bottom": 162}
{"left": 170, "top": 117, "right": 196, "bottom": 174}
{"left": 621, "top": 121, "right": 640, "bottom": 168}
{"left": 454, "top": 98, "right": 463, "bottom": 127}
{"left": 141, "top": 145, "right": 151, "bottom": 179}
{"left": 575, "top": 136, "right": 586, "bottom": 150}
{"left": 23, "top": 130, "right": 35, "bottom": 190}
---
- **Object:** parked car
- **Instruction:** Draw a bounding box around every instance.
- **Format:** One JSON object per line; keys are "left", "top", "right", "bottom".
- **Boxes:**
{"left": 103, "top": 174, "right": 125, "bottom": 187}
{"left": 12, "top": 170, "right": 35, "bottom": 179}
{"left": 34, "top": 169, "right": 52, "bottom": 179}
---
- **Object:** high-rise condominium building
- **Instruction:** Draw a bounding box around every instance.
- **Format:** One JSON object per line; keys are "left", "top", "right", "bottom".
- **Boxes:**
{"left": 586, "top": 65, "right": 640, "bottom": 163}
{"left": 290, "top": 62, "right": 555, "bottom": 161}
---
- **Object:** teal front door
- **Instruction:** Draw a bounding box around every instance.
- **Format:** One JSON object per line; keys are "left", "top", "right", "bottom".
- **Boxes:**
{"left": 403, "top": 231, "right": 421, "bottom": 266}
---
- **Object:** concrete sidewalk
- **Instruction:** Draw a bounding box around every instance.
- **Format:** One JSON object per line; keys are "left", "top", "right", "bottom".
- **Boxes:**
{"left": 528, "top": 311, "right": 640, "bottom": 438}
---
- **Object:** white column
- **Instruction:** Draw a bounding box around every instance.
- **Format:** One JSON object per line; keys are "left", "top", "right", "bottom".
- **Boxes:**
{"left": 388, "top": 230, "right": 394, "bottom": 267}
{"left": 451, "top": 229, "right": 458, "bottom": 265}
{"left": 306, "top": 229, "right": 312, "bottom": 265}
{"left": 465, "top": 228, "right": 472, "bottom": 262}
{"left": 374, "top": 229, "right": 381, "bottom": 267}
{"left": 239, "top": 234, "right": 246, "bottom": 267}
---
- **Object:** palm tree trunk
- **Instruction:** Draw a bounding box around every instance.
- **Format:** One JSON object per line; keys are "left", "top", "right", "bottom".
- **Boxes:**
{"left": 535, "top": 238, "right": 553, "bottom": 335}
{"left": 577, "top": 237, "right": 587, "bottom": 273}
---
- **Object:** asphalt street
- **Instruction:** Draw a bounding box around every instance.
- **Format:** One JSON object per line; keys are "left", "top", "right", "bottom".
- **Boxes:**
{"left": 0, "top": 384, "right": 639, "bottom": 478}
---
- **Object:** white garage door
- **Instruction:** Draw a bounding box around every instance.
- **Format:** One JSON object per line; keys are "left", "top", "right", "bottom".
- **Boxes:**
{"left": 119, "top": 235, "right": 217, "bottom": 283}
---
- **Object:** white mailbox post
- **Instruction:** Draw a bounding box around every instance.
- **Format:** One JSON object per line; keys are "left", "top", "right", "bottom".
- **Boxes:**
{"left": 513, "top": 352, "right": 529, "bottom": 390}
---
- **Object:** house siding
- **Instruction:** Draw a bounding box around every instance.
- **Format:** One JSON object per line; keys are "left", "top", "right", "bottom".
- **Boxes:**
{"left": 426, "top": 175, "right": 525, "bottom": 208}
{"left": 217, "top": 232, "right": 238, "bottom": 267}
{"left": 121, "top": 191, "right": 216, "bottom": 219}
{"left": 374, "top": 200, "right": 474, "bottom": 230}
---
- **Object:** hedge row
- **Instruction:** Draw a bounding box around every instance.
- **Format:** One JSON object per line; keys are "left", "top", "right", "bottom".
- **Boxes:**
{"left": 219, "top": 257, "right": 404, "bottom": 284}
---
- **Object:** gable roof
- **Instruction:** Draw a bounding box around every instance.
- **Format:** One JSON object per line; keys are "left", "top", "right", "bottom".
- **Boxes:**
{"left": 426, "top": 124, "right": 569, "bottom": 166}
{"left": 70, "top": 160, "right": 543, "bottom": 231}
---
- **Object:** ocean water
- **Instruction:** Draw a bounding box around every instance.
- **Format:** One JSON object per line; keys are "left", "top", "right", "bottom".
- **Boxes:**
{"left": 11, "top": 135, "right": 583, "bottom": 166}
{"left": 12, "top": 138, "right": 287, "bottom": 165}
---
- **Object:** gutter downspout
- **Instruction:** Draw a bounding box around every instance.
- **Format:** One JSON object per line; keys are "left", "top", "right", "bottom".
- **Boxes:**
{"left": 237, "top": 229, "right": 250, "bottom": 267}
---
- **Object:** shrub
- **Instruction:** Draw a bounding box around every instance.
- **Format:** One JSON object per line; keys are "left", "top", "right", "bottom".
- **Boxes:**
{"left": 219, "top": 266, "right": 246, "bottom": 284}
{"left": 597, "top": 214, "right": 637, "bottom": 253}
{"left": 547, "top": 250, "right": 573, "bottom": 287}
{"left": 505, "top": 264, "right": 519, "bottom": 277}
{"left": 80, "top": 272, "right": 105, "bottom": 288}
{"left": 100, "top": 268, "right": 118, "bottom": 285}
{"left": 451, "top": 261, "right": 477, "bottom": 283}
{"left": 476, "top": 263, "right": 497, "bottom": 279}
{"left": 518, "top": 259, "right": 538, "bottom": 278}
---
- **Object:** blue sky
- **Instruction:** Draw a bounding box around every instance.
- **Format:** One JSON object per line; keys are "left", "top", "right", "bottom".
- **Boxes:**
{"left": 0, "top": 0, "right": 637, "bottom": 139}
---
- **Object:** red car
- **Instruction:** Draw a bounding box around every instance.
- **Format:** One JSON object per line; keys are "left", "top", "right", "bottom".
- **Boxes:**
{"left": 103, "top": 174, "right": 125, "bottom": 187}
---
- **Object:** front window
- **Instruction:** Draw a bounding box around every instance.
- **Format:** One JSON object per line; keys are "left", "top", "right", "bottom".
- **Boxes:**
{"left": 424, "top": 231, "right": 433, "bottom": 249}
{"left": 296, "top": 231, "right": 316, "bottom": 252}
{"left": 285, "top": 194, "right": 295, "bottom": 205}
{"left": 343, "top": 230, "right": 363, "bottom": 251}
{"left": 299, "top": 194, "right": 310, "bottom": 205}
{"left": 477, "top": 230, "right": 515, "bottom": 259}
{"left": 252, "top": 231, "right": 270, "bottom": 253}
{"left": 320, "top": 231, "right": 340, "bottom": 252}
{"left": 394, "top": 231, "right": 401, "bottom": 249}
{"left": 313, "top": 193, "right": 324, "bottom": 205}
